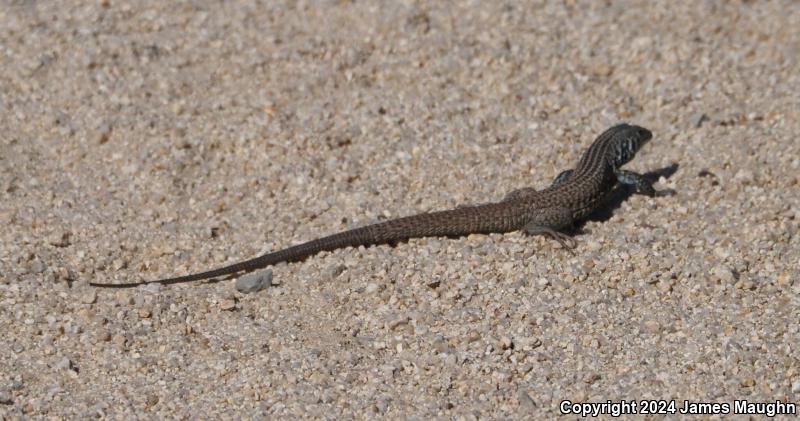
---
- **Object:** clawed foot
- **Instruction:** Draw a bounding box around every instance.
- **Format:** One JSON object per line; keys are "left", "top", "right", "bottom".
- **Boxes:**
{"left": 546, "top": 231, "right": 577, "bottom": 255}
{"left": 525, "top": 226, "right": 576, "bottom": 255}
{"left": 631, "top": 184, "right": 676, "bottom": 198}
{"left": 654, "top": 188, "right": 676, "bottom": 197}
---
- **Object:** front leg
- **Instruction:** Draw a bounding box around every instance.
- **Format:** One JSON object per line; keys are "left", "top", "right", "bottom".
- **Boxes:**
{"left": 613, "top": 169, "right": 659, "bottom": 196}
{"left": 551, "top": 169, "right": 573, "bottom": 186}
{"left": 523, "top": 207, "right": 577, "bottom": 252}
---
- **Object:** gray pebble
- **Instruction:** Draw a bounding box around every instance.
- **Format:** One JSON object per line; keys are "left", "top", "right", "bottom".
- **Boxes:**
{"left": 0, "top": 391, "right": 13, "bottom": 405}
{"left": 80, "top": 290, "right": 97, "bottom": 304}
{"left": 53, "top": 357, "right": 75, "bottom": 372}
{"left": 433, "top": 337, "right": 451, "bottom": 354}
{"left": 691, "top": 112, "right": 709, "bottom": 128}
{"left": 643, "top": 320, "right": 661, "bottom": 333}
{"left": 30, "top": 259, "right": 46, "bottom": 274}
{"left": 364, "top": 282, "right": 381, "bottom": 294}
{"left": 48, "top": 230, "right": 72, "bottom": 247}
{"left": 712, "top": 265, "right": 736, "bottom": 284}
{"left": 517, "top": 389, "right": 536, "bottom": 409}
{"left": 143, "top": 282, "right": 162, "bottom": 294}
{"left": 375, "top": 395, "right": 392, "bottom": 414}
{"left": 235, "top": 269, "right": 273, "bottom": 294}
{"left": 329, "top": 264, "right": 347, "bottom": 278}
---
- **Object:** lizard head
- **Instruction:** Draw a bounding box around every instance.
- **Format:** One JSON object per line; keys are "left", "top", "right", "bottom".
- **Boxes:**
{"left": 608, "top": 123, "right": 652, "bottom": 167}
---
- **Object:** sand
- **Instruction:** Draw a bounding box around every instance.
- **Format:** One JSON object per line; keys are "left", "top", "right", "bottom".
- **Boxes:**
{"left": 1, "top": 0, "right": 798, "bottom": 418}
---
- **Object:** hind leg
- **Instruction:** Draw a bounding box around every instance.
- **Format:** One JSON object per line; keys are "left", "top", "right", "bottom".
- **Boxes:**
{"left": 522, "top": 207, "right": 576, "bottom": 253}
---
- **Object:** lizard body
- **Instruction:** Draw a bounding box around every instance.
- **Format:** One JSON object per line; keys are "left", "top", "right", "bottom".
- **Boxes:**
{"left": 91, "top": 123, "right": 660, "bottom": 287}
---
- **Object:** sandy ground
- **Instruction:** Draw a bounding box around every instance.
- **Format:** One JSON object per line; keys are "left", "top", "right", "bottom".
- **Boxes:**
{"left": 1, "top": 0, "right": 799, "bottom": 419}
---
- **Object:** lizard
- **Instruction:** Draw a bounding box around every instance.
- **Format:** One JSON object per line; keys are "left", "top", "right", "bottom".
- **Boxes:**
{"left": 90, "top": 123, "right": 665, "bottom": 288}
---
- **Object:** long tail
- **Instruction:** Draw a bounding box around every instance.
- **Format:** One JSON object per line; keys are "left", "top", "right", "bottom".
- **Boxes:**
{"left": 89, "top": 201, "right": 528, "bottom": 287}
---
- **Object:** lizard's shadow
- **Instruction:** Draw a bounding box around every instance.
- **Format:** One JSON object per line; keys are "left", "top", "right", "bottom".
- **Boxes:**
{"left": 569, "top": 163, "right": 679, "bottom": 234}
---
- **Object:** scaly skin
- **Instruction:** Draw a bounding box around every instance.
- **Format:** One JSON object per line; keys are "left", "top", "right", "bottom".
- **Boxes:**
{"left": 91, "top": 124, "right": 661, "bottom": 287}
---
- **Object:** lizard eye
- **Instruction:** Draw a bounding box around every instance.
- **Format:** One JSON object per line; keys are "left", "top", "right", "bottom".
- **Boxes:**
{"left": 637, "top": 127, "right": 653, "bottom": 143}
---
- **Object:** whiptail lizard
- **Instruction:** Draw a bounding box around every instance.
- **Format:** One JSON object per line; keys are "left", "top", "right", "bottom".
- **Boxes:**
{"left": 91, "top": 123, "right": 665, "bottom": 288}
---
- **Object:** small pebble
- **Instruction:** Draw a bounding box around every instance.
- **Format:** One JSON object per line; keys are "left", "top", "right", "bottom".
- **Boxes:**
{"left": 112, "top": 334, "right": 126, "bottom": 350}
{"left": 691, "top": 112, "right": 708, "bottom": 128}
{"left": 365, "top": 282, "right": 381, "bottom": 294}
{"left": 712, "top": 265, "right": 736, "bottom": 284}
{"left": 48, "top": 230, "right": 72, "bottom": 247}
{"left": 375, "top": 396, "right": 392, "bottom": 414}
{"left": 433, "top": 338, "right": 450, "bottom": 354}
{"left": 734, "top": 169, "right": 755, "bottom": 184}
{"left": 329, "top": 264, "right": 347, "bottom": 278}
{"left": 387, "top": 316, "right": 409, "bottom": 330}
{"left": 219, "top": 299, "right": 237, "bottom": 311}
{"left": 53, "top": 357, "right": 75, "bottom": 372}
{"left": 498, "top": 336, "right": 513, "bottom": 350}
{"left": 0, "top": 391, "right": 13, "bottom": 405}
{"left": 583, "top": 373, "right": 601, "bottom": 384}
{"left": 235, "top": 269, "right": 273, "bottom": 294}
{"left": 30, "top": 259, "right": 46, "bottom": 274}
{"left": 643, "top": 320, "right": 661, "bottom": 333}
{"left": 517, "top": 389, "right": 536, "bottom": 409}
{"left": 81, "top": 290, "right": 97, "bottom": 304}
